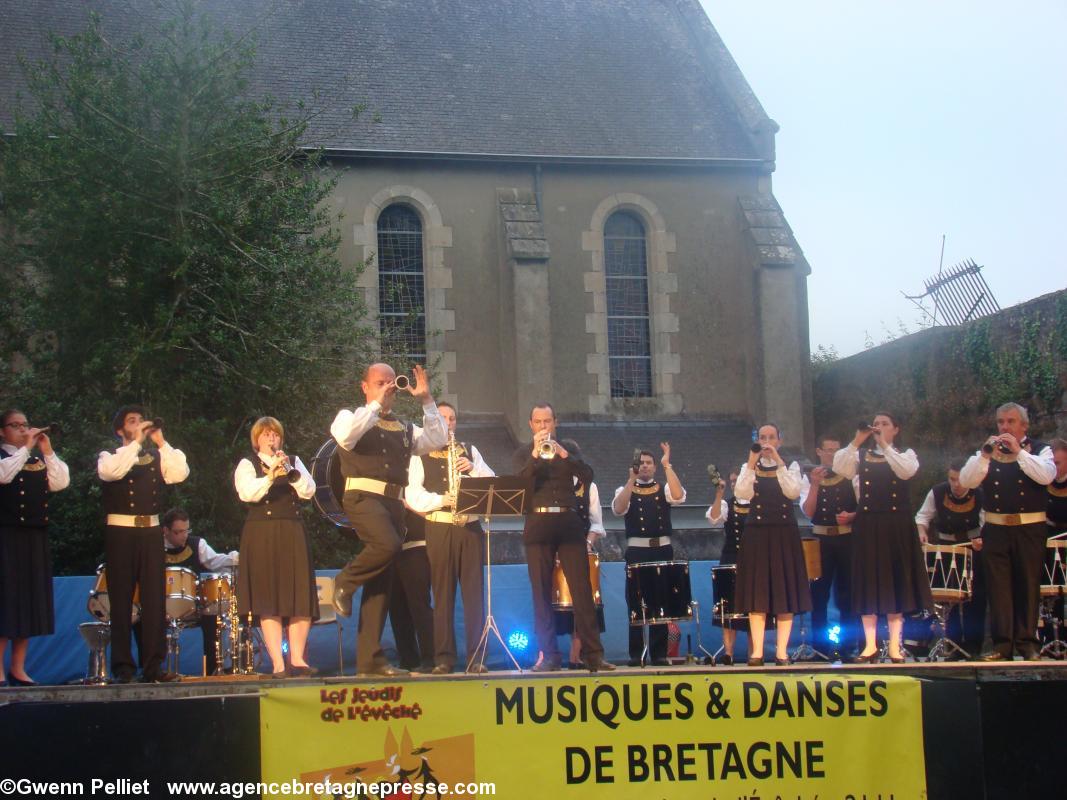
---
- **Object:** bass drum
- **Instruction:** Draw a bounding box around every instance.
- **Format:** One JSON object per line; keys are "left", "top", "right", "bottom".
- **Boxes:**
{"left": 309, "top": 438, "right": 353, "bottom": 530}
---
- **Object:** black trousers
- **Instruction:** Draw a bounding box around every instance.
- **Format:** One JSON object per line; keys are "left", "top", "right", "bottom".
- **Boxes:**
{"left": 982, "top": 521, "right": 1047, "bottom": 656}
{"left": 105, "top": 525, "right": 166, "bottom": 678}
{"left": 625, "top": 544, "right": 674, "bottom": 661}
{"left": 426, "top": 520, "right": 484, "bottom": 669}
{"left": 946, "top": 549, "right": 987, "bottom": 656}
{"left": 810, "top": 534, "right": 856, "bottom": 651}
{"left": 388, "top": 545, "right": 434, "bottom": 670}
{"left": 335, "top": 491, "right": 404, "bottom": 672}
{"left": 524, "top": 512, "right": 604, "bottom": 664}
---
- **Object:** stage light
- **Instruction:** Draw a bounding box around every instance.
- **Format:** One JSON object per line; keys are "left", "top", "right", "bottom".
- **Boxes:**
{"left": 828, "top": 625, "right": 841, "bottom": 645}
{"left": 282, "top": 640, "right": 289, "bottom": 655}
{"left": 508, "top": 631, "right": 530, "bottom": 651}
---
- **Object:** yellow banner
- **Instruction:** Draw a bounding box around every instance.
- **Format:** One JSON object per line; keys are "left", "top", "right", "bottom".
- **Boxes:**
{"left": 261, "top": 672, "right": 926, "bottom": 799}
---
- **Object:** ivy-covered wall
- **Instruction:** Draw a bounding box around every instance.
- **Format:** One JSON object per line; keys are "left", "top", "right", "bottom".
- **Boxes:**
{"left": 813, "top": 289, "right": 1067, "bottom": 507}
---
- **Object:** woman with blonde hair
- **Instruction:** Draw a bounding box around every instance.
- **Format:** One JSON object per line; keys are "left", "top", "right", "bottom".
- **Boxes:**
{"left": 235, "top": 416, "right": 318, "bottom": 677}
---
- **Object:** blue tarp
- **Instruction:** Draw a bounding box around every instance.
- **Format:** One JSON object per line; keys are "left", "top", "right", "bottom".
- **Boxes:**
{"left": 27, "top": 563, "right": 762, "bottom": 684}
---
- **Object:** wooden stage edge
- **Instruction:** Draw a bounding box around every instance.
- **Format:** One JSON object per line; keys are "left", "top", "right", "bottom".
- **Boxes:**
{"left": 2, "top": 659, "right": 1065, "bottom": 705}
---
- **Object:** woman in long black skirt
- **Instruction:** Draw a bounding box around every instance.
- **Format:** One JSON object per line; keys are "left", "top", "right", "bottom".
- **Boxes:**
{"left": 0, "top": 410, "right": 69, "bottom": 686}
{"left": 734, "top": 424, "right": 812, "bottom": 665}
{"left": 834, "top": 412, "right": 931, "bottom": 663}
{"left": 235, "top": 416, "right": 318, "bottom": 677}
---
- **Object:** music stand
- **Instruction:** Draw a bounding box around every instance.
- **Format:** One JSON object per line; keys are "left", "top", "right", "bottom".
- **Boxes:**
{"left": 454, "top": 476, "right": 532, "bottom": 673}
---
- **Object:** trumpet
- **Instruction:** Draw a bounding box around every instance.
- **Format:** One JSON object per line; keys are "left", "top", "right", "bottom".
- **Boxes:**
{"left": 268, "top": 446, "right": 300, "bottom": 484}
{"left": 538, "top": 436, "right": 557, "bottom": 460}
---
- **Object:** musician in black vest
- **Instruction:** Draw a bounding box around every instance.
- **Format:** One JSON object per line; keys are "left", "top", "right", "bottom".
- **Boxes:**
{"left": 800, "top": 435, "right": 858, "bottom": 659}
{"left": 960, "top": 402, "right": 1055, "bottom": 661}
{"left": 161, "top": 509, "right": 237, "bottom": 675}
{"left": 735, "top": 424, "right": 811, "bottom": 665}
{"left": 835, "top": 413, "right": 930, "bottom": 663}
{"left": 915, "top": 460, "right": 987, "bottom": 658}
{"left": 330, "top": 363, "right": 447, "bottom": 677}
{"left": 706, "top": 471, "right": 747, "bottom": 665}
{"left": 98, "top": 405, "right": 188, "bottom": 683}
{"left": 405, "top": 401, "right": 494, "bottom": 674}
{"left": 611, "top": 443, "right": 686, "bottom": 665}
{"left": 0, "top": 410, "right": 69, "bottom": 686}
{"left": 519, "top": 403, "right": 614, "bottom": 672}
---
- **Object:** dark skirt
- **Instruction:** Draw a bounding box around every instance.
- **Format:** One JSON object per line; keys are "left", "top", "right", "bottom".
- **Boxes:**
{"left": 0, "top": 525, "right": 54, "bottom": 638}
{"left": 734, "top": 523, "right": 812, "bottom": 614}
{"left": 850, "top": 512, "right": 933, "bottom": 615}
{"left": 236, "top": 518, "right": 318, "bottom": 620}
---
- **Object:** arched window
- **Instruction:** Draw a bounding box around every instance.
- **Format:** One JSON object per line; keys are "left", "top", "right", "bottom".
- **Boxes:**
{"left": 376, "top": 204, "right": 426, "bottom": 363}
{"left": 604, "top": 211, "right": 652, "bottom": 397}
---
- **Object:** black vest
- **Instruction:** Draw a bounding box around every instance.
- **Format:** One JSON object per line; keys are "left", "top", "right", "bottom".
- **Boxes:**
{"left": 809, "top": 472, "right": 857, "bottom": 526}
{"left": 419, "top": 442, "right": 470, "bottom": 495}
{"left": 980, "top": 439, "right": 1049, "bottom": 515}
{"left": 336, "top": 416, "right": 413, "bottom": 486}
{"left": 575, "top": 481, "right": 593, "bottom": 534}
{"left": 623, "top": 481, "right": 673, "bottom": 537}
{"left": 1048, "top": 478, "right": 1067, "bottom": 531}
{"left": 931, "top": 483, "right": 982, "bottom": 542}
{"left": 0, "top": 450, "right": 50, "bottom": 527}
{"left": 857, "top": 450, "right": 910, "bottom": 514}
{"left": 750, "top": 467, "right": 796, "bottom": 526}
{"left": 720, "top": 496, "right": 749, "bottom": 564}
{"left": 101, "top": 448, "right": 163, "bottom": 515}
{"left": 243, "top": 456, "right": 301, "bottom": 521}
{"left": 165, "top": 534, "right": 207, "bottom": 572}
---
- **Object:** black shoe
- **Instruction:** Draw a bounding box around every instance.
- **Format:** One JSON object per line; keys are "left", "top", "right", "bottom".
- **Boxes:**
{"left": 775, "top": 657, "right": 792, "bottom": 666}
{"left": 747, "top": 656, "right": 764, "bottom": 667}
{"left": 356, "top": 665, "right": 409, "bottom": 678}
{"left": 466, "top": 663, "right": 489, "bottom": 675}
{"left": 112, "top": 670, "right": 135, "bottom": 685}
{"left": 270, "top": 669, "right": 289, "bottom": 679}
{"left": 585, "top": 659, "right": 616, "bottom": 672}
{"left": 332, "top": 586, "right": 352, "bottom": 618}
{"left": 718, "top": 654, "right": 734, "bottom": 666}
{"left": 289, "top": 665, "right": 318, "bottom": 678}
{"left": 888, "top": 656, "right": 906, "bottom": 664}
{"left": 848, "top": 652, "right": 879, "bottom": 664}
{"left": 978, "top": 651, "right": 1010, "bottom": 662}
{"left": 626, "top": 659, "right": 642, "bottom": 667}
{"left": 431, "top": 664, "right": 453, "bottom": 675}
{"left": 7, "top": 675, "right": 37, "bottom": 687}
{"left": 530, "top": 658, "right": 562, "bottom": 673}
{"left": 1019, "top": 650, "right": 1042, "bottom": 662}
{"left": 144, "top": 671, "right": 182, "bottom": 683}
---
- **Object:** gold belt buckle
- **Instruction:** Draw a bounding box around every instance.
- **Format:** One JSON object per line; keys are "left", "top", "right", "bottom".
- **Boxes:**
{"left": 1004, "top": 513, "right": 1021, "bottom": 526}
{"left": 134, "top": 514, "right": 152, "bottom": 528}
{"left": 649, "top": 537, "right": 661, "bottom": 547}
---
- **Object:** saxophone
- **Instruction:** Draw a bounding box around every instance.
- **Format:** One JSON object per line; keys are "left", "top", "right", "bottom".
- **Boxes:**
{"left": 445, "top": 430, "right": 462, "bottom": 510}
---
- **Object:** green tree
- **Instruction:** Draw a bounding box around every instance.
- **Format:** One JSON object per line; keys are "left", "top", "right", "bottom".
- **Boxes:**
{"left": 0, "top": 4, "right": 374, "bottom": 572}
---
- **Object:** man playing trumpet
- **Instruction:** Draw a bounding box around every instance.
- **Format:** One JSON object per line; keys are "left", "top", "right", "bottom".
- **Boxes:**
{"left": 330, "top": 363, "right": 447, "bottom": 677}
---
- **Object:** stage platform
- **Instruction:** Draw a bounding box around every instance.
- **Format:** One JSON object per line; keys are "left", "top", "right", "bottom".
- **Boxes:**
{"left": 2, "top": 661, "right": 1065, "bottom": 800}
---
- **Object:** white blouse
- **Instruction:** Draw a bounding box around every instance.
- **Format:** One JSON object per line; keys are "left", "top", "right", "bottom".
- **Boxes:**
{"left": 234, "top": 452, "right": 315, "bottom": 502}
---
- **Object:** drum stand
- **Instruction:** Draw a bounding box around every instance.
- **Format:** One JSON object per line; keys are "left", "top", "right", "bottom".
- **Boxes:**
{"left": 164, "top": 619, "right": 185, "bottom": 675}
{"left": 1039, "top": 595, "right": 1067, "bottom": 660}
{"left": 635, "top": 602, "right": 651, "bottom": 667}
{"left": 78, "top": 621, "right": 111, "bottom": 685}
{"left": 688, "top": 600, "right": 715, "bottom": 665}
{"left": 925, "top": 602, "right": 970, "bottom": 662}
{"left": 790, "top": 611, "right": 830, "bottom": 663}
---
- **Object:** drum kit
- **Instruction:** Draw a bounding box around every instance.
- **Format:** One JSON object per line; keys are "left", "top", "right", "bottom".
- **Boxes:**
{"left": 1038, "top": 534, "right": 1067, "bottom": 659}
{"left": 83, "top": 563, "right": 259, "bottom": 682}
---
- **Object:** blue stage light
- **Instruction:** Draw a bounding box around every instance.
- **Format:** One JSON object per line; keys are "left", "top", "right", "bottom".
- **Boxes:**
{"left": 828, "top": 625, "right": 841, "bottom": 645}
{"left": 508, "top": 631, "right": 530, "bottom": 651}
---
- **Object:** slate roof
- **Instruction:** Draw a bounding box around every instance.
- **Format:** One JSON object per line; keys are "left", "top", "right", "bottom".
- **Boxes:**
{"left": 0, "top": 0, "right": 771, "bottom": 161}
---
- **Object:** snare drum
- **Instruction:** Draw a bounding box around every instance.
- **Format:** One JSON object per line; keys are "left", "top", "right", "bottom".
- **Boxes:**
{"left": 86, "top": 563, "right": 141, "bottom": 623}
{"left": 801, "top": 538, "right": 822, "bottom": 581}
{"left": 552, "top": 553, "right": 602, "bottom": 609}
{"left": 626, "top": 560, "right": 692, "bottom": 624}
{"left": 1041, "top": 540, "right": 1067, "bottom": 597}
{"left": 199, "top": 572, "right": 234, "bottom": 616}
{"left": 922, "top": 543, "right": 973, "bottom": 604}
{"left": 164, "top": 566, "right": 199, "bottom": 622}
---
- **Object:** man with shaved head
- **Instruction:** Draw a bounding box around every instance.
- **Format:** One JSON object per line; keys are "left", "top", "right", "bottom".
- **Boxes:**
{"left": 330, "top": 362, "right": 447, "bottom": 676}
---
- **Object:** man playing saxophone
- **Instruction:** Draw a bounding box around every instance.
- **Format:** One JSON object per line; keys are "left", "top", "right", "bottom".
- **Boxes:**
{"left": 405, "top": 402, "right": 495, "bottom": 673}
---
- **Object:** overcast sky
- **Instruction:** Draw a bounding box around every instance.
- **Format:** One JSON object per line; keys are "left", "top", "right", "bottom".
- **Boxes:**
{"left": 699, "top": 1, "right": 1067, "bottom": 356}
